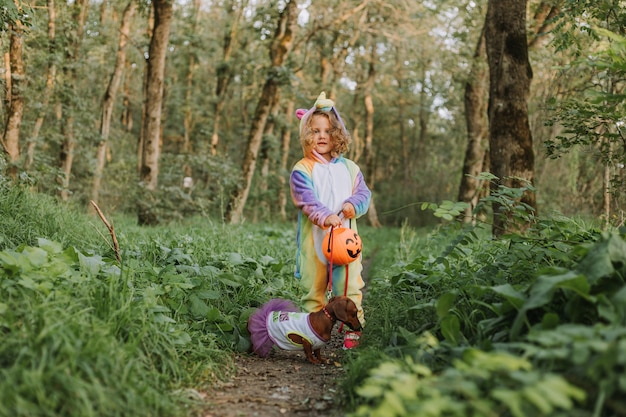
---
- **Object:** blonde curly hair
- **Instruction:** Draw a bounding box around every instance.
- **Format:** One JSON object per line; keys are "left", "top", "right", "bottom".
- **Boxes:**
{"left": 300, "top": 110, "right": 352, "bottom": 158}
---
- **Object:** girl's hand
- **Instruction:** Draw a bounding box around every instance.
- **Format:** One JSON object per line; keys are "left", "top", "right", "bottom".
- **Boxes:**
{"left": 324, "top": 214, "right": 342, "bottom": 228}
{"left": 341, "top": 203, "right": 356, "bottom": 219}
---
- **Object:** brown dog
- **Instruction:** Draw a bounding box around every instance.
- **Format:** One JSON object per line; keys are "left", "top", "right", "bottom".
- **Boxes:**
{"left": 247, "top": 296, "right": 362, "bottom": 364}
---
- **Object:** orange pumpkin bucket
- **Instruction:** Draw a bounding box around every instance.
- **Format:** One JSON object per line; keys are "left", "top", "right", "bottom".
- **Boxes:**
{"left": 323, "top": 227, "right": 362, "bottom": 265}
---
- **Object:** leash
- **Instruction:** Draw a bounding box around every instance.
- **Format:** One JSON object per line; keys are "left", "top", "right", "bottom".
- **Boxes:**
{"left": 326, "top": 220, "right": 352, "bottom": 332}
{"left": 326, "top": 225, "right": 335, "bottom": 300}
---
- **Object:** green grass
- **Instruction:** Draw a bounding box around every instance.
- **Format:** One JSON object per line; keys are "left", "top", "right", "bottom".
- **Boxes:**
{"left": 0, "top": 185, "right": 107, "bottom": 253}
{"left": 4, "top": 180, "right": 624, "bottom": 417}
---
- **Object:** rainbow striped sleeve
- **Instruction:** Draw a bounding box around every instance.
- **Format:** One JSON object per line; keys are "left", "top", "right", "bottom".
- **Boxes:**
{"left": 290, "top": 159, "right": 334, "bottom": 228}
{"left": 342, "top": 157, "right": 371, "bottom": 218}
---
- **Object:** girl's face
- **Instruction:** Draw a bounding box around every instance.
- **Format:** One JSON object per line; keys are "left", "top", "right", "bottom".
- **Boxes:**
{"left": 310, "top": 114, "right": 333, "bottom": 161}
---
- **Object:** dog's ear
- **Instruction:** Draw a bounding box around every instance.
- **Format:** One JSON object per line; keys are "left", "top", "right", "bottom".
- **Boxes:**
{"left": 332, "top": 297, "right": 350, "bottom": 323}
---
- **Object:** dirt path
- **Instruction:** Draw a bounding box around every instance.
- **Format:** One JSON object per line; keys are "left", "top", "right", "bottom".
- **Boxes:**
{"left": 200, "top": 330, "right": 348, "bottom": 417}
{"left": 199, "top": 250, "right": 375, "bottom": 416}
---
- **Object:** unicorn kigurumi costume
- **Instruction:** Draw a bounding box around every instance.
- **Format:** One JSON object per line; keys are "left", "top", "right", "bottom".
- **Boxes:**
{"left": 289, "top": 92, "right": 371, "bottom": 335}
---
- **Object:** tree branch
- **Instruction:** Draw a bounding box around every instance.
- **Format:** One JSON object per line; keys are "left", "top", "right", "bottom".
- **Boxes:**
{"left": 90, "top": 200, "right": 121, "bottom": 263}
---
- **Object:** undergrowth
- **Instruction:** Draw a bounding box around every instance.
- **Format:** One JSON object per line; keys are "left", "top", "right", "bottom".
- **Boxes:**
{"left": 0, "top": 184, "right": 302, "bottom": 416}
{"left": 344, "top": 215, "right": 626, "bottom": 417}
{"left": 3, "top": 179, "right": 625, "bottom": 417}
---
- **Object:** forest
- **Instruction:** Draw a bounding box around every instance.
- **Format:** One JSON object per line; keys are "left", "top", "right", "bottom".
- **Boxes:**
{"left": 1, "top": 0, "right": 623, "bottom": 228}
{"left": 2, "top": 0, "right": 626, "bottom": 416}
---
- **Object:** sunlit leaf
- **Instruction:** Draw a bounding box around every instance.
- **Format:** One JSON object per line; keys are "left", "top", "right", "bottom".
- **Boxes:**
{"left": 171, "top": 331, "right": 192, "bottom": 346}
{"left": 383, "top": 391, "right": 406, "bottom": 416}
{"left": 441, "top": 314, "right": 461, "bottom": 345}
{"left": 195, "top": 289, "right": 222, "bottom": 300}
{"left": 0, "top": 251, "right": 20, "bottom": 273}
{"left": 78, "top": 252, "right": 103, "bottom": 276}
{"left": 522, "top": 385, "right": 553, "bottom": 414}
{"left": 206, "top": 307, "right": 221, "bottom": 322}
{"left": 226, "top": 252, "right": 244, "bottom": 265}
{"left": 23, "top": 247, "right": 48, "bottom": 268}
{"left": 35, "top": 238, "right": 63, "bottom": 254}
{"left": 216, "top": 323, "right": 233, "bottom": 332}
{"left": 153, "top": 313, "right": 176, "bottom": 324}
{"left": 490, "top": 284, "right": 526, "bottom": 309}
{"left": 217, "top": 272, "right": 242, "bottom": 288}
{"left": 436, "top": 292, "right": 456, "bottom": 318}
{"left": 189, "top": 294, "right": 210, "bottom": 318}
{"left": 492, "top": 389, "right": 525, "bottom": 417}
{"left": 540, "top": 312, "right": 559, "bottom": 329}
{"left": 356, "top": 384, "right": 384, "bottom": 398}
{"left": 577, "top": 233, "right": 626, "bottom": 284}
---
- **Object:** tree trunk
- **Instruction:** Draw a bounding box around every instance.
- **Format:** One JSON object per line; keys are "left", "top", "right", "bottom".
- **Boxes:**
{"left": 58, "top": 0, "right": 88, "bottom": 201}
{"left": 2, "top": 53, "right": 8, "bottom": 113}
{"left": 277, "top": 98, "right": 294, "bottom": 221}
{"left": 121, "top": 61, "right": 134, "bottom": 132}
{"left": 528, "top": 2, "right": 561, "bottom": 49}
{"left": 257, "top": 93, "right": 281, "bottom": 221}
{"left": 416, "top": 63, "right": 430, "bottom": 162}
{"left": 137, "top": 6, "right": 154, "bottom": 175}
{"left": 138, "top": 0, "right": 173, "bottom": 225}
{"left": 1, "top": 20, "right": 25, "bottom": 179}
{"left": 92, "top": 1, "right": 136, "bottom": 204}
{"left": 182, "top": 0, "right": 201, "bottom": 154}
{"left": 458, "top": 2, "right": 558, "bottom": 224}
{"left": 458, "top": 24, "right": 489, "bottom": 223}
{"left": 393, "top": 49, "right": 410, "bottom": 182}
{"left": 320, "top": 12, "right": 363, "bottom": 98}
{"left": 363, "top": 42, "right": 381, "bottom": 228}
{"left": 211, "top": 0, "right": 244, "bottom": 156}
{"left": 348, "top": 90, "right": 363, "bottom": 163}
{"left": 226, "top": 0, "right": 297, "bottom": 224}
{"left": 26, "top": 0, "right": 56, "bottom": 172}
{"left": 485, "top": 0, "right": 536, "bottom": 237}
{"left": 603, "top": 138, "right": 612, "bottom": 230}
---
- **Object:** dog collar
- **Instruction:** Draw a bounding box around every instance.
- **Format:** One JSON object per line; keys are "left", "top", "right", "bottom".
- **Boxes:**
{"left": 322, "top": 307, "right": 334, "bottom": 321}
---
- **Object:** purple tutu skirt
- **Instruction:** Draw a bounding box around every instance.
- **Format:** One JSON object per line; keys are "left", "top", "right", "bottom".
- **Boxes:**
{"left": 248, "top": 298, "right": 299, "bottom": 357}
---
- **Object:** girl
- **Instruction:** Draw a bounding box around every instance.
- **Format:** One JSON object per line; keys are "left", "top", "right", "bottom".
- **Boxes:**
{"left": 289, "top": 92, "right": 371, "bottom": 349}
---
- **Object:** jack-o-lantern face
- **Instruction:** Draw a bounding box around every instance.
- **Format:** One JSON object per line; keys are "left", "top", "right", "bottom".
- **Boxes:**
{"left": 345, "top": 232, "right": 362, "bottom": 259}
{"left": 323, "top": 227, "right": 363, "bottom": 265}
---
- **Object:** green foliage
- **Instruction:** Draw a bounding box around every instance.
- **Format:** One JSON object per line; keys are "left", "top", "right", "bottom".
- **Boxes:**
{"left": 0, "top": 191, "right": 304, "bottom": 417}
{"left": 0, "top": 239, "right": 184, "bottom": 416}
{"left": 421, "top": 173, "right": 538, "bottom": 234}
{"left": 520, "top": 323, "right": 626, "bottom": 414}
{"left": 351, "top": 343, "right": 585, "bottom": 417}
{"left": 143, "top": 153, "right": 242, "bottom": 222}
{"left": 421, "top": 200, "right": 470, "bottom": 221}
{"left": 119, "top": 222, "right": 299, "bottom": 353}
{"left": 0, "top": 183, "right": 106, "bottom": 252}
{"left": 0, "top": 0, "right": 33, "bottom": 29}
{"left": 545, "top": 16, "right": 626, "bottom": 219}
{"left": 4, "top": 177, "right": 626, "bottom": 417}
{"left": 345, "top": 213, "right": 626, "bottom": 416}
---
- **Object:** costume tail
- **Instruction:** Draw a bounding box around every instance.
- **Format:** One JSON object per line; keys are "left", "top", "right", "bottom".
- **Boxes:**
{"left": 248, "top": 299, "right": 299, "bottom": 357}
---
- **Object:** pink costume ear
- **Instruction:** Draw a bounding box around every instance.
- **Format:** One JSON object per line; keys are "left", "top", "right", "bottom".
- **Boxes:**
{"left": 295, "top": 108, "right": 307, "bottom": 120}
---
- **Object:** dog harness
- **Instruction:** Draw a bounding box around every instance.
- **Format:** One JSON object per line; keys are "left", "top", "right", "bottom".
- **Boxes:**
{"left": 266, "top": 311, "right": 328, "bottom": 351}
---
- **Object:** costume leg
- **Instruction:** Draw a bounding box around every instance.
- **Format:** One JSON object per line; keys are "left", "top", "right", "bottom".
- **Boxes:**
{"left": 300, "top": 255, "right": 329, "bottom": 313}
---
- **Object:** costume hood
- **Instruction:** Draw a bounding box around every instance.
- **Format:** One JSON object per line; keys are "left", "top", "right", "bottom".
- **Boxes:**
{"left": 295, "top": 92, "right": 348, "bottom": 139}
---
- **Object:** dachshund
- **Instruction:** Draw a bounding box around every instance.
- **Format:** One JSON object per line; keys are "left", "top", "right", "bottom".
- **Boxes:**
{"left": 247, "top": 296, "right": 362, "bottom": 364}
